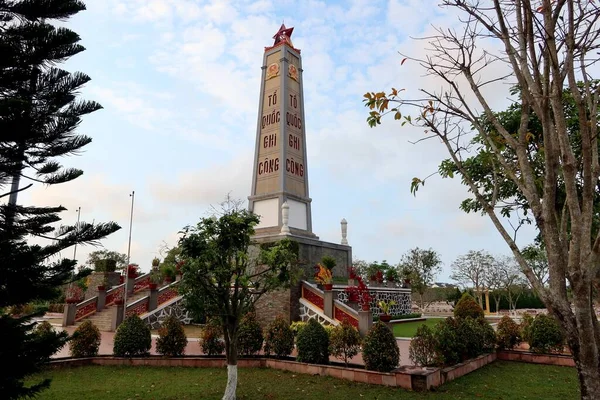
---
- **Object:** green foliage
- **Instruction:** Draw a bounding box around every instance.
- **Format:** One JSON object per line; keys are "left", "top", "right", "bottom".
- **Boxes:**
{"left": 529, "top": 314, "right": 564, "bottom": 354}
{"left": 362, "top": 322, "right": 400, "bottom": 372}
{"left": 329, "top": 321, "right": 361, "bottom": 366}
{"left": 290, "top": 321, "right": 307, "bottom": 337}
{"left": 87, "top": 251, "right": 128, "bottom": 271}
{"left": 69, "top": 320, "right": 101, "bottom": 358}
{"left": 160, "top": 264, "right": 176, "bottom": 281}
{"left": 399, "top": 248, "right": 442, "bottom": 302}
{"left": 296, "top": 319, "right": 330, "bottom": 364}
{"left": 34, "top": 321, "right": 55, "bottom": 340}
{"left": 200, "top": 322, "right": 225, "bottom": 356}
{"left": 453, "top": 293, "right": 485, "bottom": 320}
{"left": 321, "top": 255, "right": 337, "bottom": 270}
{"left": 264, "top": 316, "right": 294, "bottom": 358}
{"left": 237, "top": 312, "right": 263, "bottom": 356}
{"left": 156, "top": 316, "right": 187, "bottom": 357}
{"left": 496, "top": 316, "right": 522, "bottom": 349}
{"left": 409, "top": 324, "right": 438, "bottom": 367}
{"left": 433, "top": 317, "right": 462, "bottom": 365}
{"left": 520, "top": 313, "right": 534, "bottom": 343}
{"left": 113, "top": 315, "right": 151, "bottom": 357}
{"left": 93, "top": 259, "right": 117, "bottom": 273}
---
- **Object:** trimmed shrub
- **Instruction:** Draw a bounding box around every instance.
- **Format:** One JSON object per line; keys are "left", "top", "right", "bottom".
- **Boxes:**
{"left": 453, "top": 293, "right": 484, "bottom": 320}
{"left": 329, "top": 321, "right": 361, "bottom": 366}
{"left": 156, "top": 315, "right": 187, "bottom": 357}
{"left": 200, "top": 321, "right": 225, "bottom": 356}
{"left": 323, "top": 324, "right": 335, "bottom": 338}
{"left": 478, "top": 318, "right": 497, "bottom": 353}
{"left": 290, "top": 321, "right": 307, "bottom": 338}
{"left": 529, "top": 314, "right": 564, "bottom": 354}
{"left": 237, "top": 312, "right": 263, "bottom": 356}
{"left": 520, "top": 313, "right": 534, "bottom": 343}
{"left": 362, "top": 322, "right": 400, "bottom": 372}
{"left": 69, "top": 320, "right": 101, "bottom": 357}
{"left": 264, "top": 316, "right": 294, "bottom": 358}
{"left": 409, "top": 324, "right": 437, "bottom": 367}
{"left": 113, "top": 315, "right": 151, "bottom": 357}
{"left": 457, "top": 317, "right": 486, "bottom": 359}
{"left": 34, "top": 321, "right": 55, "bottom": 339}
{"left": 296, "top": 319, "right": 330, "bottom": 364}
{"left": 434, "top": 317, "right": 462, "bottom": 366}
{"left": 497, "top": 316, "right": 521, "bottom": 349}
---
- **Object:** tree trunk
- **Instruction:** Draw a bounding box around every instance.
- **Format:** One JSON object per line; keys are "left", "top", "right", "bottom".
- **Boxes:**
{"left": 223, "top": 330, "right": 238, "bottom": 400}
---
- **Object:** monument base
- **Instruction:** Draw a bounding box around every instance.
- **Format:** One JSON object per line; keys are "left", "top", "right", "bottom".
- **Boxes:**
{"left": 252, "top": 232, "right": 352, "bottom": 327}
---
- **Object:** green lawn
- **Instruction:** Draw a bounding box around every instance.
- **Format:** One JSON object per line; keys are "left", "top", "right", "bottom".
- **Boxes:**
{"left": 393, "top": 318, "right": 443, "bottom": 337}
{"left": 27, "top": 361, "right": 578, "bottom": 399}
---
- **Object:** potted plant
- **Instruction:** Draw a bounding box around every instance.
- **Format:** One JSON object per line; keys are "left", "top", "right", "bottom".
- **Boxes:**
{"left": 161, "top": 264, "right": 176, "bottom": 283}
{"left": 113, "top": 289, "right": 124, "bottom": 305}
{"left": 367, "top": 262, "right": 384, "bottom": 287}
{"left": 385, "top": 268, "right": 399, "bottom": 288}
{"left": 65, "top": 286, "right": 83, "bottom": 304}
{"left": 314, "top": 264, "right": 333, "bottom": 290}
{"left": 97, "top": 275, "right": 109, "bottom": 291}
{"left": 321, "top": 255, "right": 336, "bottom": 271}
{"left": 346, "top": 277, "right": 371, "bottom": 311}
{"left": 347, "top": 266, "right": 359, "bottom": 286}
{"left": 127, "top": 264, "right": 138, "bottom": 279}
{"left": 378, "top": 300, "right": 397, "bottom": 322}
{"left": 149, "top": 269, "right": 162, "bottom": 290}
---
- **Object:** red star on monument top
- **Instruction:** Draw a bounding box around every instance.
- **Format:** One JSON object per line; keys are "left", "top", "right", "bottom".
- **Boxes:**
{"left": 273, "top": 23, "right": 294, "bottom": 46}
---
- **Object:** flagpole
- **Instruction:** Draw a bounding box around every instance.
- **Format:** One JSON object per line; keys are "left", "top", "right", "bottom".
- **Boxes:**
{"left": 123, "top": 191, "right": 135, "bottom": 307}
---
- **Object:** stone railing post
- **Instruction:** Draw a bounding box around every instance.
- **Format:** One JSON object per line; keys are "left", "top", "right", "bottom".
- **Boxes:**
{"left": 358, "top": 309, "right": 373, "bottom": 337}
{"left": 127, "top": 276, "right": 135, "bottom": 295}
{"left": 111, "top": 303, "right": 124, "bottom": 331}
{"left": 176, "top": 273, "right": 182, "bottom": 282}
{"left": 149, "top": 287, "right": 158, "bottom": 312}
{"left": 323, "top": 289, "right": 333, "bottom": 319}
{"left": 62, "top": 303, "right": 77, "bottom": 326}
{"left": 97, "top": 288, "right": 106, "bottom": 311}
{"left": 341, "top": 218, "right": 348, "bottom": 245}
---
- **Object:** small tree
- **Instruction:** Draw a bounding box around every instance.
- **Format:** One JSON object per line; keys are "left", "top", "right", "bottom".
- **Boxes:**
{"left": 178, "top": 204, "right": 299, "bottom": 400}
{"left": 113, "top": 315, "right": 151, "bottom": 357}
{"left": 329, "top": 321, "right": 361, "bottom": 367}
{"left": 237, "top": 312, "right": 263, "bottom": 356}
{"left": 453, "top": 293, "right": 484, "bottom": 320}
{"left": 450, "top": 251, "right": 494, "bottom": 307}
{"left": 296, "top": 319, "right": 329, "bottom": 365}
{"left": 362, "top": 322, "right": 400, "bottom": 372}
{"left": 156, "top": 315, "right": 187, "bottom": 357}
{"left": 409, "top": 324, "right": 437, "bottom": 367}
{"left": 399, "top": 247, "right": 442, "bottom": 310}
{"left": 264, "top": 316, "right": 294, "bottom": 358}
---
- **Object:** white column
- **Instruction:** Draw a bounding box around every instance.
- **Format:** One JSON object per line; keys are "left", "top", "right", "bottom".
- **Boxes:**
{"left": 281, "top": 201, "right": 290, "bottom": 234}
{"left": 341, "top": 218, "right": 348, "bottom": 245}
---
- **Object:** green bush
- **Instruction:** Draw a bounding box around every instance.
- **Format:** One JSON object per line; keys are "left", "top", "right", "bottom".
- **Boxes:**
{"left": 520, "top": 313, "right": 534, "bottom": 343}
{"left": 156, "top": 315, "right": 187, "bottom": 357}
{"left": 329, "top": 321, "right": 361, "bottom": 366}
{"left": 296, "top": 319, "right": 330, "bottom": 364}
{"left": 529, "top": 314, "right": 564, "bottom": 354}
{"left": 69, "top": 320, "right": 101, "bottom": 358}
{"left": 457, "top": 317, "right": 486, "bottom": 359}
{"left": 264, "top": 316, "right": 294, "bottom": 358}
{"left": 434, "top": 317, "right": 462, "bottom": 366}
{"left": 323, "top": 324, "right": 335, "bottom": 338}
{"left": 497, "top": 316, "right": 521, "bottom": 349}
{"left": 290, "top": 321, "right": 307, "bottom": 338}
{"left": 362, "top": 322, "right": 400, "bottom": 372}
{"left": 237, "top": 312, "right": 263, "bottom": 356}
{"left": 200, "top": 322, "right": 225, "bottom": 356}
{"left": 34, "top": 321, "right": 54, "bottom": 339}
{"left": 321, "top": 255, "right": 337, "bottom": 270}
{"left": 113, "top": 315, "right": 151, "bottom": 357}
{"left": 453, "top": 293, "right": 484, "bottom": 320}
{"left": 478, "top": 318, "right": 497, "bottom": 353}
{"left": 409, "top": 324, "right": 437, "bottom": 367}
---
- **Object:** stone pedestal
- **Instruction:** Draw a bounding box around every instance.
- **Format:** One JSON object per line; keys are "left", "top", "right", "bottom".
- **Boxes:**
{"left": 358, "top": 310, "right": 373, "bottom": 337}
{"left": 323, "top": 290, "right": 333, "bottom": 319}
{"left": 149, "top": 287, "right": 158, "bottom": 312}
{"left": 62, "top": 303, "right": 77, "bottom": 326}
{"left": 111, "top": 303, "right": 124, "bottom": 331}
{"left": 97, "top": 288, "right": 106, "bottom": 311}
{"left": 126, "top": 276, "right": 135, "bottom": 295}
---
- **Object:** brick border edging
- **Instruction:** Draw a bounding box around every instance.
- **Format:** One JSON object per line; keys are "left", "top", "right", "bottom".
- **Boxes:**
{"left": 47, "top": 352, "right": 497, "bottom": 392}
{"left": 497, "top": 350, "right": 575, "bottom": 367}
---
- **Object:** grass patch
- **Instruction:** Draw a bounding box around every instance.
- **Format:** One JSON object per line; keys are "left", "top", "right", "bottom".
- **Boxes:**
{"left": 393, "top": 318, "right": 443, "bottom": 338}
{"left": 27, "top": 361, "right": 578, "bottom": 399}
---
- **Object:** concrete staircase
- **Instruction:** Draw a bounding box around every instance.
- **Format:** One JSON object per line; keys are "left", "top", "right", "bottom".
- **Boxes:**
{"left": 75, "top": 289, "right": 152, "bottom": 332}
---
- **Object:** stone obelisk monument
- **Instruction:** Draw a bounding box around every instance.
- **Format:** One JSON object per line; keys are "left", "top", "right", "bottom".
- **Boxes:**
{"left": 248, "top": 24, "right": 316, "bottom": 238}
{"left": 249, "top": 24, "right": 353, "bottom": 324}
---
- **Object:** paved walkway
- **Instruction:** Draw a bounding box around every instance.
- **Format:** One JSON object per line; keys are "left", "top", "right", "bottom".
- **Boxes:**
{"left": 52, "top": 326, "right": 414, "bottom": 366}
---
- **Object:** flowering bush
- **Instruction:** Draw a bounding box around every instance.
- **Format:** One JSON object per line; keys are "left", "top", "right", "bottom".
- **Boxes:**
{"left": 370, "top": 270, "right": 384, "bottom": 283}
{"left": 345, "top": 277, "right": 372, "bottom": 310}
{"left": 347, "top": 266, "right": 359, "bottom": 280}
{"left": 65, "top": 286, "right": 83, "bottom": 303}
{"left": 126, "top": 264, "right": 139, "bottom": 277}
{"left": 314, "top": 264, "right": 333, "bottom": 285}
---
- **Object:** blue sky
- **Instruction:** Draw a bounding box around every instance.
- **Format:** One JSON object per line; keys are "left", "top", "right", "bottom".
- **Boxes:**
{"left": 22, "top": 0, "right": 539, "bottom": 280}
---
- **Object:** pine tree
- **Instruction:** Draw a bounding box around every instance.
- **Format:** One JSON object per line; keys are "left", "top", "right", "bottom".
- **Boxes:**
{"left": 0, "top": 1, "right": 120, "bottom": 398}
